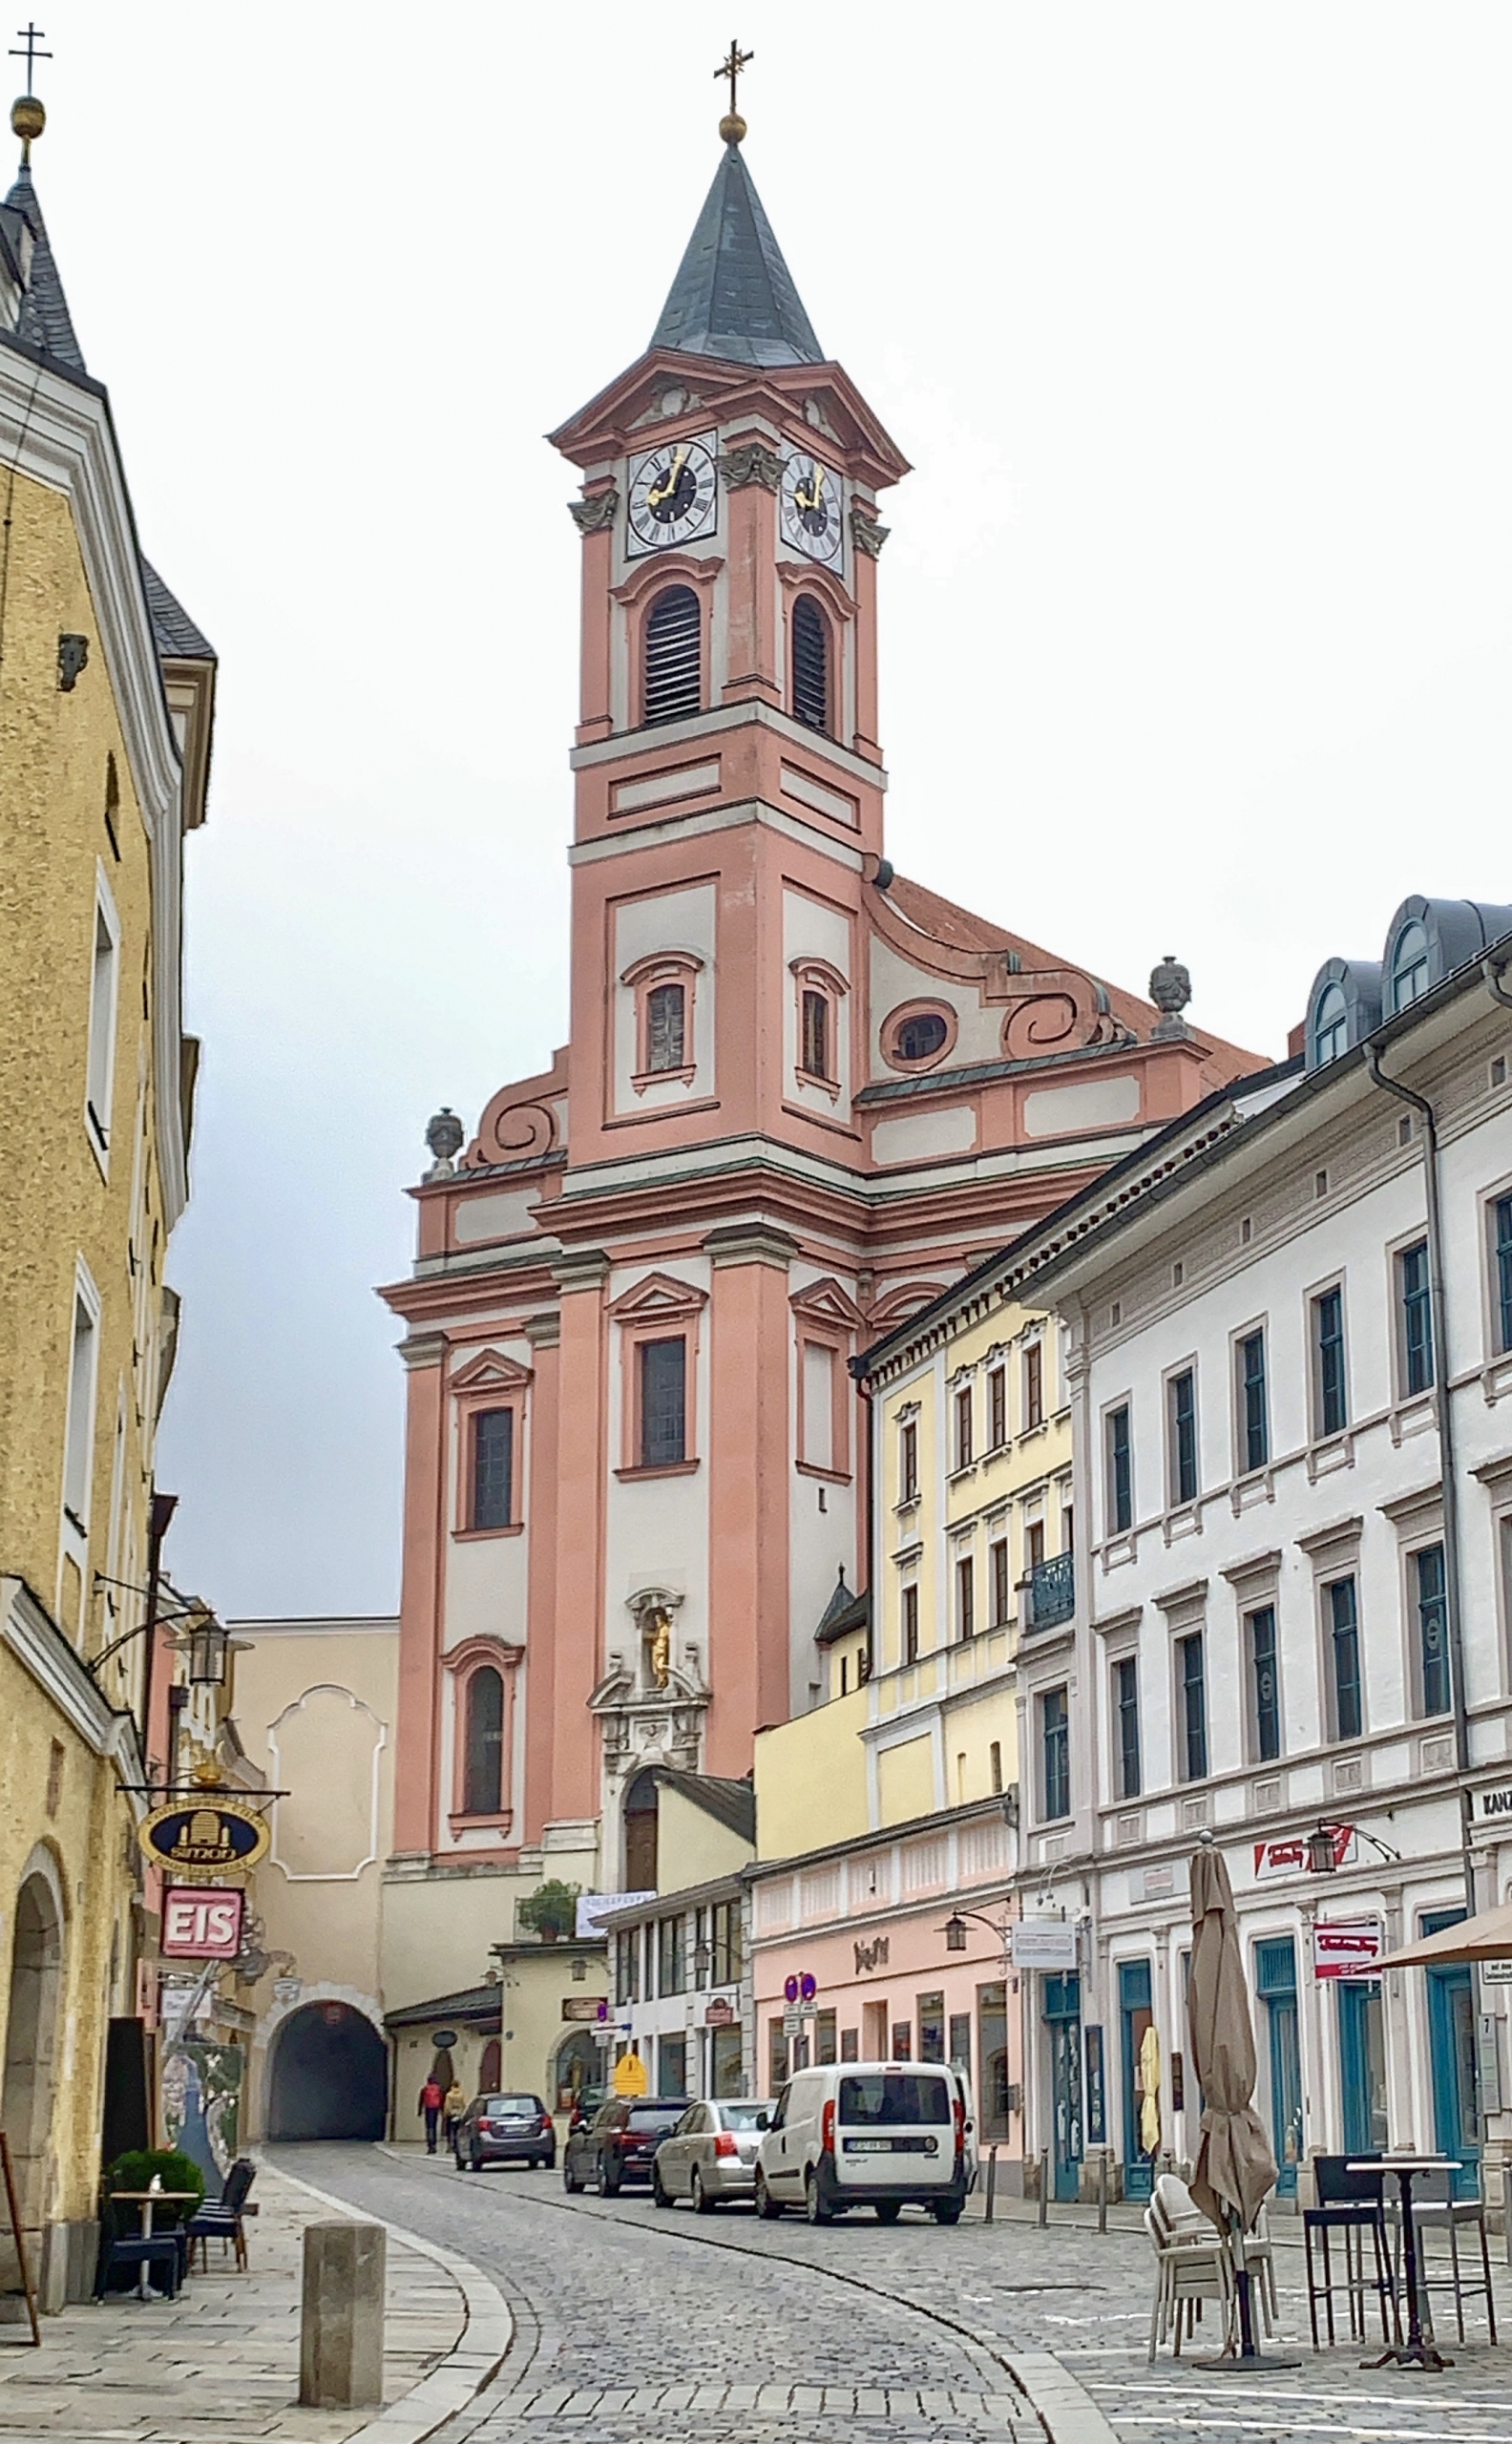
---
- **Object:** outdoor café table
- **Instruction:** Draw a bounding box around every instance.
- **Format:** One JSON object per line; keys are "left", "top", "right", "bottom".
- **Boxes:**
{"left": 108, "top": 2191, "right": 200, "bottom": 2300}
{"left": 1347, "top": 2157, "right": 1460, "bottom": 2370}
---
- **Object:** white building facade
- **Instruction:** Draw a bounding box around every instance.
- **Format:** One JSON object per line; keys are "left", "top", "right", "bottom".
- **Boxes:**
{"left": 999, "top": 897, "right": 1512, "bottom": 2208}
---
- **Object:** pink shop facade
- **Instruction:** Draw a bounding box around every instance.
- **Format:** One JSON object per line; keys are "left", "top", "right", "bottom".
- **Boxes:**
{"left": 748, "top": 1804, "right": 1024, "bottom": 2160}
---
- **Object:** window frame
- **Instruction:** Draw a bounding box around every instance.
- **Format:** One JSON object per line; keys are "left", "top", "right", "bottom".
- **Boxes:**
{"left": 900, "top": 1581, "right": 920, "bottom": 1667}
{"left": 84, "top": 864, "right": 121, "bottom": 1172}
{"left": 1312, "top": 979, "right": 1349, "bottom": 1065}
{"left": 1395, "top": 1237, "right": 1435, "bottom": 1400}
{"left": 60, "top": 1257, "right": 102, "bottom": 1540}
{"left": 444, "top": 1636, "right": 522, "bottom": 1834}
{"left": 796, "top": 1328, "right": 851, "bottom": 1482}
{"left": 610, "top": 1275, "right": 707, "bottom": 1479}
{"left": 790, "top": 591, "right": 832, "bottom": 734}
{"left": 1410, "top": 1540, "right": 1452, "bottom": 1719}
{"left": 1039, "top": 1685, "right": 1071, "bottom": 1822}
{"left": 989, "top": 1535, "right": 1011, "bottom": 1627}
{"left": 451, "top": 1350, "right": 533, "bottom": 1540}
{"left": 640, "top": 580, "right": 704, "bottom": 727}
{"left": 1104, "top": 1399, "right": 1133, "bottom": 1536}
{"left": 789, "top": 956, "right": 849, "bottom": 1100}
{"left": 987, "top": 1362, "right": 1007, "bottom": 1450}
{"left": 1389, "top": 917, "right": 1431, "bottom": 1012}
{"left": 1112, "top": 1654, "right": 1142, "bottom": 1800}
{"left": 1023, "top": 1340, "right": 1045, "bottom": 1432}
{"left": 621, "top": 950, "right": 704, "bottom": 1094}
{"left": 953, "top": 1382, "right": 975, "bottom": 1471}
{"left": 897, "top": 1417, "right": 919, "bottom": 1506}
{"left": 1166, "top": 1363, "right": 1199, "bottom": 1508}
{"left": 1175, "top": 1630, "right": 1208, "bottom": 1781}
{"left": 1493, "top": 1187, "right": 1512, "bottom": 1358}
{"left": 639, "top": 1336, "right": 688, "bottom": 1471}
{"left": 956, "top": 1549, "right": 976, "bottom": 1642}
{"left": 1233, "top": 1322, "right": 1270, "bottom": 1476}
{"left": 1324, "top": 1572, "right": 1364, "bottom": 1743}
{"left": 1247, "top": 1602, "right": 1282, "bottom": 1764}
{"left": 880, "top": 998, "right": 958, "bottom": 1074}
{"left": 1310, "top": 1280, "right": 1350, "bottom": 1440}
{"left": 470, "top": 1406, "right": 515, "bottom": 1533}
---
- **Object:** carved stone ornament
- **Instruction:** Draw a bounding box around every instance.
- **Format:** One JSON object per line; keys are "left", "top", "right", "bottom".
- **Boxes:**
{"left": 423, "top": 1106, "right": 465, "bottom": 1180}
{"left": 1148, "top": 952, "right": 1193, "bottom": 1041}
{"left": 718, "top": 442, "right": 784, "bottom": 493}
{"left": 589, "top": 1588, "right": 709, "bottom": 1779}
{"left": 849, "top": 502, "right": 890, "bottom": 558}
{"left": 569, "top": 488, "right": 620, "bottom": 536}
{"left": 57, "top": 631, "right": 90, "bottom": 691}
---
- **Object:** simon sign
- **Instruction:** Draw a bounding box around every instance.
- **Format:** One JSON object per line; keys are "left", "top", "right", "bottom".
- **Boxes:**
{"left": 137, "top": 1798, "right": 269, "bottom": 1875}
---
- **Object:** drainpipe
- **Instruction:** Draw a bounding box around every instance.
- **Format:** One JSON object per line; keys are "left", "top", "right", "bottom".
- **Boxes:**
{"left": 851, "top": 1361, "right": 875, "bottom": 1673}
{"left": 1362, "top": 1044, "right": 1475, "bottom": 1919}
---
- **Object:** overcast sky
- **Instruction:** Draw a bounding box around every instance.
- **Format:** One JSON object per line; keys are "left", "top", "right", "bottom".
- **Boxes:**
{"left": 37, "top": 4, "right": 1512, "bottom": 1617}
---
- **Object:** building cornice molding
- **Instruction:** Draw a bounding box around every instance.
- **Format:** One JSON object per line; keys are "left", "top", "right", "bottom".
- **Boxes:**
{"left": 0, "top": 344, "right": 190, "bottom": 1227}
{"left": 2, "top": 1573, "right": 142, "bottom": 1782}
{"left": 568, "top": 693, "right": 889, "bottom": 794}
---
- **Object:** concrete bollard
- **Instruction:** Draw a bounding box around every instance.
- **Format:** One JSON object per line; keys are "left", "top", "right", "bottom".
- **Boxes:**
{"left": 1037, "top": 2148, "right": 1049, "bottom": 2226}
{"left": 299, "top": 2222, "right": 386, "bottom": 2411}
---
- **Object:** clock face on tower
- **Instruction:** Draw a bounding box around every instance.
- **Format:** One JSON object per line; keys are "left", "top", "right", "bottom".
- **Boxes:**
{"left": 626, "top": 435, "right": 718, "bottom": 556}
{"left": 781, "top": 453, "right": 844, "bottom": 568}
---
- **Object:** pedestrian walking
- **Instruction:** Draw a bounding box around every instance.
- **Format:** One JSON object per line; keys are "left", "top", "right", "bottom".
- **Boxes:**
{"left": 420, "top": 2075, "right": 445, "bottom": 2154}
{"left": 444, "top": 2078, "right": 466, "bottom": 2147}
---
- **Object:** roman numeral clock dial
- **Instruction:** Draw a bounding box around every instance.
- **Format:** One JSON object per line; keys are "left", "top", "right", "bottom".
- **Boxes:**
{"left": 781, "top": 453, "right": 844, "bottom": 568}
{"left": 627, "top": 434, "right": 719, "bottom": 554}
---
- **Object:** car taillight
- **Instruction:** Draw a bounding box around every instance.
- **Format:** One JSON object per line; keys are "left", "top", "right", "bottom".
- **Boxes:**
{"left": 714, "top": 2131, "right": 738, "bottom": 2158}
{"left": 536, "top": 2115, "right": 551, "bottom": 2132}
{"left": 476, "top": 2118, "right": 493, "bottom": 2134}
{"left": 953, "top": 2096, "right": 966, "bottom": 2160}
{"left": 822, "top": 2099, "right": 835, "bottom": 2157}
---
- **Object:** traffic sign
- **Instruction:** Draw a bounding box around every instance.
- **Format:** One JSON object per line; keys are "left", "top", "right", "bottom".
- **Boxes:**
{"left": 612, "top": 2052, "right": 648, "bottom": 2097}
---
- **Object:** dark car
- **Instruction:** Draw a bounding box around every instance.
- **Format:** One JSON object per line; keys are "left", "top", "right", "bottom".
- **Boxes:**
{"left": 563, "top": 2096, "right": 687, "bottom": 2196}
{"left": 566, "top": 2085, "right": 608, "bottom": 2135}
{"left": 454, "top": 2091, "right": 556, "bottom": 2172}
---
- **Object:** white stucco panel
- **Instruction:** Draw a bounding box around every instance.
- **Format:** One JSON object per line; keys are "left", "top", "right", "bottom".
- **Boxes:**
{"left": 612, "top": 882, "right": 718, "bottom": 1113}
{"left": 868, "top": 936, "right": 1001, "bottom": 1074}
{"left": 871, "top": 1106, "right": 977, "bottom": 1166}
{"left": 1023, "top": 1073, "right": 1142, "bottom": 1138}
{"left": 452, "top": 1190, "right": 541, "bottom": 1246}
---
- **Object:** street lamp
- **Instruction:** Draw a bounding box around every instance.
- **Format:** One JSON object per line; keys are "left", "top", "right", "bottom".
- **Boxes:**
{"left": 185, "top": 1611, "right": 229, "bottom": 1686}
{"left": 942, "top": 1913, "right": 968, "bottom": 1954}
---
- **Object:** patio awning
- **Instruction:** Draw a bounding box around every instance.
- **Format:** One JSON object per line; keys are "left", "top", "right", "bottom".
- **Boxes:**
{"left": 1375, "top": 1898, "right": 1512, "bottom": 1970}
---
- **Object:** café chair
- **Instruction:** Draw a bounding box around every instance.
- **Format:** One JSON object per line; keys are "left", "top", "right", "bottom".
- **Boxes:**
{"left": 1155, "top": 2172, "right": 1277, "bottom": 2328}
{"left": 93, "top": 2192, "right": 184, "bottom": 2301}
{"left": 1144, "top": 2194, "right": 1235, "bottom": 2361}
{"left": 185, "top": 2159, "right": 258, "bottom": 2273}
{"left": 1387, "top": 2164, "right": 1497, "bottom": 2345}
{"left": 1303, "top": 2154, "right": 1396, "bottom": 2348}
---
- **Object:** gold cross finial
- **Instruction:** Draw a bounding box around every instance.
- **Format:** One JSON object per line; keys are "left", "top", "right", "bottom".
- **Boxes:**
{"left": 9, "top": 20, "right": 49, "bottom": 158}
{"left": 715, "top": 37, "right": 752, "bottom": 145}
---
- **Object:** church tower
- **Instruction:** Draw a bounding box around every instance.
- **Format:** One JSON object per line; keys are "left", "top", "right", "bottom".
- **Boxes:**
{"left": 382, "top": 101, "right": 1259, "bottom": 1968}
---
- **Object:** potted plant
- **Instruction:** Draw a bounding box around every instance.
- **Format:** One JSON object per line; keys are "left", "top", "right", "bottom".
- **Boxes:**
{"left": 105, "top": 2148, "right": 205, "bottom": 2222}
{"left": 515, "top": 1880, "right": 580, "bottom": 1944}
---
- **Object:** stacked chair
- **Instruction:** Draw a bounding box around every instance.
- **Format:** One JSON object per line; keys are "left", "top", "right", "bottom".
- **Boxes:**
{"left": 1144, "top": 2172, "right": 1276, "bottom": 2361}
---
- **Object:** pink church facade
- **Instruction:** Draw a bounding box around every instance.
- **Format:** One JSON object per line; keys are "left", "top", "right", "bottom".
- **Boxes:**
{"left": 380, "top": 137, "right": 1258, "bottom": 1924}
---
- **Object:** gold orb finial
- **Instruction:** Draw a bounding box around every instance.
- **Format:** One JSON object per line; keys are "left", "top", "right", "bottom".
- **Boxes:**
{"left": 719, "top": 110, "right": 746, "bottom": 145}
{"left": 10, "top": 92, "right": 44, "bottom": 146}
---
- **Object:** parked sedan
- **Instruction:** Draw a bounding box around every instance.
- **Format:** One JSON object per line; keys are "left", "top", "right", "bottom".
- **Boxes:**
{"left": 453, "top": 2091, "right": 556, "bottom": 2172}
{"left": 652, "top": 2099, "right": 774, "bottom": 2212}
{"left": 562, "top": 2096, "right": 687, "bottom": 2196}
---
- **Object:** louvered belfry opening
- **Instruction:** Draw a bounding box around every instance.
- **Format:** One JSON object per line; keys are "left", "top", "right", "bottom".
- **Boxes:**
{"left": 792, "top": 595, "right": 830, "bottom": 731}
{"left": 643, "top": 585, "right": 702, "bottom": 724}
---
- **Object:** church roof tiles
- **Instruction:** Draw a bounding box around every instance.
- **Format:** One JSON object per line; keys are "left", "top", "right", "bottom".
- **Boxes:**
{"left": 4, "top": 162, "right": 84, "bottom": 370}
{"left": 650, "top": 142, "right": 823, "bottom": 369}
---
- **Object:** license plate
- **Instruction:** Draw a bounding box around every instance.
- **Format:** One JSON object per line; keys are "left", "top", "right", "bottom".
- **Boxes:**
{"left": 847, "top": 2138, "right": 894, "bottom": 2153}
{"left": 502, "top": 2119, "right": 527, "bottom": 2129}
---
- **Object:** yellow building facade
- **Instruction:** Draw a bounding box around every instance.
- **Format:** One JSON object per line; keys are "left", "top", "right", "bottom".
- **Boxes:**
{"left": 0, "top": 112, "right": 215, "bottom": 2305}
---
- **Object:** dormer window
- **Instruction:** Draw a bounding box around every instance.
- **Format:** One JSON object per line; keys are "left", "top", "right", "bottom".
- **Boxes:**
{"left": 1312, "top": 981, "right": 1348, "bottom": 1065}
{"left": 643, "top": 584, "right": 702, "bottom": 725}
{"left": 1390, "top": 918, "right": 1430, "bottom": 1011}
{"left": 792, "top": 596, "right": 830, "bottom": 732}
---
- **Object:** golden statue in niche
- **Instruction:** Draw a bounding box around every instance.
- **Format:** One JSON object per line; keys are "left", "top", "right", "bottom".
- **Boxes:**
{"left": 646, "top": 1608, "right": 672, "bottom": 1690}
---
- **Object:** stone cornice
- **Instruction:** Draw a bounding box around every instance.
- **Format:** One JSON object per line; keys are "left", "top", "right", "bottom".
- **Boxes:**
{"left": 3, "top": 1573, "right": 144, "bottom": 1789}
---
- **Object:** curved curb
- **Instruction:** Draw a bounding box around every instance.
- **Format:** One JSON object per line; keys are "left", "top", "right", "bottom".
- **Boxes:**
{"left": 261, "top": 2154, "right": 513, "bottom": 2443}
{"left": 1006, "top": 2353, "right": 1123, "bottom": 2444}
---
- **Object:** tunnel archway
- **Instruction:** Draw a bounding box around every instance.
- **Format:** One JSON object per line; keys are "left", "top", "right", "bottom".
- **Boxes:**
{"left": 267, "top": 2001, "right": 388, "bottom": 2141}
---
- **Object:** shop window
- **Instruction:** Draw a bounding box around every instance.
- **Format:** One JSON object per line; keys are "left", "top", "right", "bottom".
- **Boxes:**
{"left": 917, "top": 1991, "right": 946, "bottom": 2064}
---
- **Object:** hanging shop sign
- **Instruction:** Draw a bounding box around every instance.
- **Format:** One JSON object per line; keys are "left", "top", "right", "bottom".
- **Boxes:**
{"left": 562, "top": 1997, "right": 610, "bottom": 2023}
{"left": 160, "top": 1885, "right": 245, "bottom": 1960}
{"left": 1254, "top": 1826, "right": 1355, "bottom": 1881}
{"left": 1011, "top": 1920, "right": 1078, "bottom": 1970}
{"left": 704, "top": 1996, "right": 736, "bottom": 2027}
{"left": 137, "top": 1797, "right": 269, "bottom": 1875}
{"left": 1312, "top": 1918, "right": 1384, "bottom": 1980}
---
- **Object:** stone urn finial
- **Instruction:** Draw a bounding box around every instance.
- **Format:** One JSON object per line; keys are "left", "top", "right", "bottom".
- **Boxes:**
{"left": 424, "top": 1106, "right": 465, "bottom": 1181}
{"left": 1148, "top": 954, "right": 1192, "bottom": 1040}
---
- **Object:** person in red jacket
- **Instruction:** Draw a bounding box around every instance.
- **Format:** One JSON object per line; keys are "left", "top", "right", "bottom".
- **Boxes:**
{"left": 419, "top": 2075, "right": 445, "bottom": 2155}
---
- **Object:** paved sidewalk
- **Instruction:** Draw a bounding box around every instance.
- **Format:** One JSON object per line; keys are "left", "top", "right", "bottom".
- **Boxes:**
{"left": 0, "top": 2156, "right": 497, "bottom": 2442}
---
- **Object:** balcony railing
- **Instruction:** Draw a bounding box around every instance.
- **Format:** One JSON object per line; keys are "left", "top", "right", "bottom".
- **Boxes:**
{"left": 1023, "top": 1551, "right": 1075, "bottom": 1632}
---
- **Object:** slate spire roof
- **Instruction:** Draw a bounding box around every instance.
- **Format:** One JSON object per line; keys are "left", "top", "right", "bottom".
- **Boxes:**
{"left": 4, "top": 161, "right": 84, "bottom": 370}
{"left": 650, "top": 142, "right": 823, "bottom": 369}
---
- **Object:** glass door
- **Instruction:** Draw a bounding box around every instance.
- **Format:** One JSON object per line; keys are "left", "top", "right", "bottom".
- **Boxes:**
{"left": 1119, "top": 1959, "right": 1154, "bottom": 2202}
{"left": 1254, "top": 1936, "right": 1302, "bottom": 2196}
{"left": 1336, "top": 1980, "right": 1388, "bottom": 2155}
{"left": 1042, "top": 1973, "right": 1082, "bottom": 2202}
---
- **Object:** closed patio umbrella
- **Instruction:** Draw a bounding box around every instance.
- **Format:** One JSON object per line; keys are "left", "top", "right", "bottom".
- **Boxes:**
{"left": 1187, "top": 1838, "right": 1287, "bottom": 2367}
{"left": 1139, "top": 2023, "right": 1162, "bottom": 2158}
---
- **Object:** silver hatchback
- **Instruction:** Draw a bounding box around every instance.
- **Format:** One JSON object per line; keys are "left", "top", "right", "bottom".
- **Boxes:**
{"left": 652, "top": 2098, "right": 774, "bottom": 2211}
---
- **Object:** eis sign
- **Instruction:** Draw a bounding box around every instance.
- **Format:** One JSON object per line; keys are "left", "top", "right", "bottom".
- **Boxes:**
{"left": 161, "top": 1886, "right": 245, "bottom": 1961}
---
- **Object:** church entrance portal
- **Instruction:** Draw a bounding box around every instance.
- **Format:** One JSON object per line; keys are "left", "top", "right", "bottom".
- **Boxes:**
{"left": 267, "top": 2003, "right": 387, "bottom": 2141}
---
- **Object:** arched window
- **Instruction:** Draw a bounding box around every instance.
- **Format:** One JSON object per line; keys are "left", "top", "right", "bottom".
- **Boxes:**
{"left": 643, "top": 585, "right": 701, "bottom": 725}
{"left": 463, "top": 1667, "right": 504, "bottom": 1816}
{"left": 1390, "top": 919, "right": 1430, "bottom": 1011}
{"left": 791, "top": 596, "right": 830, "bottom": 732}
{"left": 646, "top": 981, "right": 685, "bottom": 1071}
{"left": 801, "top": 988, "right": 830, "bottom": 1080}
{"left": 1312, "top": 981, "right": 1349, "bottom": 1065}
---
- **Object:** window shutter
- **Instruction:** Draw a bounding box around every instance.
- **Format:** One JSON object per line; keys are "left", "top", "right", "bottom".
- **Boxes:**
{"left": 643, "top": 587, "right": 702, "bottom": 724}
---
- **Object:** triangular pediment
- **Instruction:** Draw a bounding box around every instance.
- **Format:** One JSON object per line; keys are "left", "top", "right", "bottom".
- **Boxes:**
{"left": 450, "top": 1347, "right": 535, "bottom": 1394}
{"left": 606, "top": 1271, "right": 709, "bottom": 1325}
{"left": 551, "top": 351, "right": 909, "bottom": 493}
{"left": 789, "top": 1276, "right": 866, "bottom": 1332}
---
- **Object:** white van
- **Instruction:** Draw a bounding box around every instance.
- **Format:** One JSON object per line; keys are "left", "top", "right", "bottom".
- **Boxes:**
{"left": 754, "top": 2061, "right": 975, "bottom": 2223}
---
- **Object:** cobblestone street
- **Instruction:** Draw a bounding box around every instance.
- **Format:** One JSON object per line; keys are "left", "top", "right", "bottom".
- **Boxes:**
{"left": 283, "top": 2146, "right": 1512, "bottom": 2444}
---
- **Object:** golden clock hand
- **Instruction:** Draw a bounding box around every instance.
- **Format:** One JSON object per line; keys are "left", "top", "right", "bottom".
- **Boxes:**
{"left": 813, "top": 465, "right": 826, "bottom": 501}
{"left": 647, "top": 445, "right": 688, "bottom": 509}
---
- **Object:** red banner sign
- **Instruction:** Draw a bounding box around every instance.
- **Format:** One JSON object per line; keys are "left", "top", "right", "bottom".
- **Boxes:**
{"left": 1253, "top": 1825, "right": 1356, "bottom": 1880}
{"left": 161, "top": 1886, "right": 245, "bottom": 1960}
{"left": 1312, "top": 1918, "right": 1384, "bottom": 1980}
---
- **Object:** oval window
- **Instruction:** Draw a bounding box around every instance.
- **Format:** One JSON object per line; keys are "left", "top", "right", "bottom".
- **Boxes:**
{"left": 893, "top": 1011, "right": 949, "bottom": 1064}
